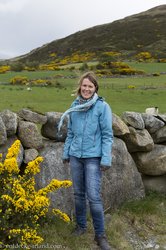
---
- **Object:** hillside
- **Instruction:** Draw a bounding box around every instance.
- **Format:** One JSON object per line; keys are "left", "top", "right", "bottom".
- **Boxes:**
{"left": 11, "top": 5, "right": 166, "bottom": 63}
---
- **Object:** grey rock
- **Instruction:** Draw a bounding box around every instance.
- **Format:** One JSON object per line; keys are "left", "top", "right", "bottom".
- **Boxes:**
{"left": 142, "top": 113, "right": 165, "bottom": 134}
{"left": 151, "top": 126, "right": 166, "bottom": 143}
{"left": 142, "top": 174, "right": 166, "bottom": 194}
{"left": 122, "top": 127, "right": 154, "bottom": 153}
{"left": 0, "top": 116, "right": 7, "bottom": 146}
{"left": 0, "top": 109, "right": 18, "bottom": 136}
{"left": 41, "top": 112, "right": 67, "bottom": 142}
{"left": 122, "top": 111, "right": 145, "bottom": 129}
{"left": 37, "top": 139, "right": 73, "bottom": 216}
{"left": 154, "top": 114, "right": 166, "bottom": 123}
{"left": 132, "top": 144, "right": 166, "bottom": 176}
{"left": 102, "top": 137, "right": 145, "bottom": 210}
{"left": 112, "top": 113, "right": 130, "bottom": 136}
{"left": 18, "top": 108, "right": 47, "bottom": 124}
{"left": 24, "top": 148, "right": 39, "bottom": 163}
{"left": 18, "top": 120, "right": 43, "bottom": 149}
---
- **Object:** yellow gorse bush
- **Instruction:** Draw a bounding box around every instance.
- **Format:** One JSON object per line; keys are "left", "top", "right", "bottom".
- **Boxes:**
{"left": 0, "top": 65, "right": 10, "bottom": 74}
{"left": 10, "top": 76, "right": 28, "bottom": 85}
{"left": 0, "top": 140, "right": 72, "bottom": 248}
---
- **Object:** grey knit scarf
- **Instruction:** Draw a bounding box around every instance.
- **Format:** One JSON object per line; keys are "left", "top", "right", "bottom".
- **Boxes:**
{"left": 58, "top": 93, "right": 98, "bottom": 132}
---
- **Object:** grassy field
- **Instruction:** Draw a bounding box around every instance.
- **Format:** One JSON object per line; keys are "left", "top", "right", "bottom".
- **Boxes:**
{"left": 0, "top": 63, "right": 166, "bottom": 115}
{"left": 0, "top": 70, "right": 76, "bottom": 83}
{"left": 127, "top": 62, "right": 166, "bottom": 74}
{"left": 0, "top": 75, "right": 166, "bottom": 115}
{"left": 36, "top": 191, "right": 166, "bottom": 250}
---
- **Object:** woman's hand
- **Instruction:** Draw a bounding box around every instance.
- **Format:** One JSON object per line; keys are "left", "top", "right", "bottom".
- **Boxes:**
{"left": 63, "top": 159, "right": 70, "bottom": 164}
{"left": 100, "top": 165, "right": 110, "bottom": 171}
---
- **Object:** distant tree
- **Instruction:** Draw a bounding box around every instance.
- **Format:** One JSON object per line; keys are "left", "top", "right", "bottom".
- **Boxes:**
{"left": 99, "top": 51, "right": 121, "bottom": 63}
{"left": 79, "top": 63, "right": 89, "bottom": 71}
{"left": 25, "top": 61, "right": 39, "bottom": 71}
{"left": 10, "top": 62, "right": 25, "bottom": 72}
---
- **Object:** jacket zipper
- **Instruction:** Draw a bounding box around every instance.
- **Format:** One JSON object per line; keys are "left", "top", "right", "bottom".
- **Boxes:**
{"left": 93, "top": 125, "right": 98, "bottom": 146}
{"left": 81, "top": 112, "right": 88, "bottom": 157}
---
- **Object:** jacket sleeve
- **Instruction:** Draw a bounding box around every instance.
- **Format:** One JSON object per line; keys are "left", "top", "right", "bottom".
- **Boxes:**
{"left": 62, "top": 115, "right": 74, "bottom": 160}
{"left": 99, "top": 102, "right": 114, "bottom": 167}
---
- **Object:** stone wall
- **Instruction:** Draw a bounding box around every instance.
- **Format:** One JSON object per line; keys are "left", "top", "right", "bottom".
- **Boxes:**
{"left": 0, "top": 109, "right": 166, "bottom": 214}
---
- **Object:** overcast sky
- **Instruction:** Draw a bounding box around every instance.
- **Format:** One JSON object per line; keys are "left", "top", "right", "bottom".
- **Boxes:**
{"left": 0, "top": 0, "right": 165, "bottom": 59}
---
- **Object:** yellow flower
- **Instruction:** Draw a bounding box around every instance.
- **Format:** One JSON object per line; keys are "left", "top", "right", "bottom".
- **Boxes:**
{"left": 34, "top": 215, "right": 39, "bottom": 221}
{"left": 38, "top": 179, "right": 72, "bottom": 195}
{"left": 12, "top": 180, "right": 26, "bottom": 198}
{"left": 3, "top": 158, "right": 19, "bottom": 173}
{"left": 0, "top": 162, "right": 4, "bottom": 174}
{"left": 1, "top": 194, "right": 13, "bottom": 203}
{"left": 32, "top": 195, "right": 49, "bottom": 210}
{"left": 21, "top": 229, "right": 43, "bottom": 244}
{"left": 6, "top": 140, "right": 20, "bottom": 159}
{"left": 39, "top": 208, "right": 48, "bottom": 217}
{"left": 52, "top": 209, "right": 70, "bottom": 223}
{"left": 14, "top": 197, "right": 30, "bottom": 212}
{"left": 21, "top": 177, "right": 36, "bottom": 195}
{"left": 25, "top": 157, "right": 43, "bottom": 175}
{"left": 60, "top": 180, "right": 72, "bottom": 188}
{"left": 9, "top": 228, "right": 21, "bottom": 234}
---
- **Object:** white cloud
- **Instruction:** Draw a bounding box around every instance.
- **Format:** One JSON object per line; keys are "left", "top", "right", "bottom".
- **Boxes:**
{"left": 0, "top": 0, "right": 28, "bottom": 13}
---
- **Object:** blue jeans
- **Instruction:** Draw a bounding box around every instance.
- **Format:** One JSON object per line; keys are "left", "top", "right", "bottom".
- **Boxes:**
{"left": 70, "top": 156, "right": 105, "bottom": 236}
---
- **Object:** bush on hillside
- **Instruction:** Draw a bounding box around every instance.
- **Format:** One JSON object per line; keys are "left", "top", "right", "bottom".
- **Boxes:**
{"left": 10, "top": 62, "right": 25, "bottom": 72}
{"left": 0, "top": 65, "right": 10, "bottom": 74}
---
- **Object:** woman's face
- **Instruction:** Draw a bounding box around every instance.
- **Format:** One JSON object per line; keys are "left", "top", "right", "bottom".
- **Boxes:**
{"left": 80, "top": 78, "right": 96, "bottom": 99}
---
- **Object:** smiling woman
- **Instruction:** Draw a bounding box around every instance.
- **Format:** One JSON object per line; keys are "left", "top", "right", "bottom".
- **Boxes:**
{"left": 58, "top": 71, "right": 114, "bottom": 249}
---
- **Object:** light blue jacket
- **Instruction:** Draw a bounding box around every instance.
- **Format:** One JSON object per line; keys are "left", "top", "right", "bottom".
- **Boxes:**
{"left": 63, "top": 97, "right": 114, "bottom": 167}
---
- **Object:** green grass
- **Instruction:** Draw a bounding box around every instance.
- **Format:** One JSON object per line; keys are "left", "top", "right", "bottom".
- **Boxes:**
{"left": 36, "top": 192, "right": 166, "bottom": 250}
{"left": 0, "top": 85, "right": 75, "bottom": 113}
{"left": 99, "top": 74, "right": 166, "bottom": 114}
{"left": 127, "top": 62, "right": 166, "bottom": 74}
{"left": 0, "top": 75, "right": 166, "bottom": 115}
{"left": 102, "top": 88, "right": 166, "bottom": 115}
{"left": 0, "top": 70, "right": 76, "bottom": 84}
{"left": 0, "top": 64, "right": 166, "bottom": 115}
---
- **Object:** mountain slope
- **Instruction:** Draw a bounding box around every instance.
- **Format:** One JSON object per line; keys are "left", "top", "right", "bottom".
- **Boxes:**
{"left": 15, "top": 5, "right": 166, "bottom": 63}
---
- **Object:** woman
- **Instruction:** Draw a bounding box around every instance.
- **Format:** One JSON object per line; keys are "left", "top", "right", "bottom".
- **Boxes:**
{"left": 58, "top": 71, "right": 113, "bottom": 250}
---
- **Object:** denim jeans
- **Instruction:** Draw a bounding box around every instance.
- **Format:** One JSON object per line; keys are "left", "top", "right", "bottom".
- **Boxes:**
{"left": 70, "top": 156, "right": 105, "bottom": 236}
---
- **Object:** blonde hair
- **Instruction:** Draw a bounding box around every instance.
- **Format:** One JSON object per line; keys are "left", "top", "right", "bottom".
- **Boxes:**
{"left": 76, "top": 71, "right": 99, "bottom": 96}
